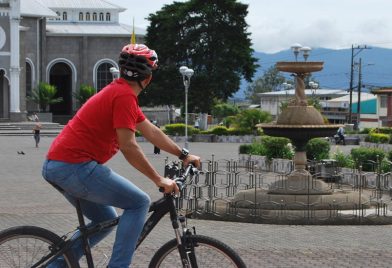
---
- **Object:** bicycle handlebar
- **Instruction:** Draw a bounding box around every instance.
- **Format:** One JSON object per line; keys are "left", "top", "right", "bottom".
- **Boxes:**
{"left": 159, "top": 163, "right": 199, "bottom": 193}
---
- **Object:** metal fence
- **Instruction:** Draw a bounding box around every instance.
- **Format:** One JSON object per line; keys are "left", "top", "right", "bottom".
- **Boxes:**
{"left": 170, "top": 156, "right": 392, "bottom": 224}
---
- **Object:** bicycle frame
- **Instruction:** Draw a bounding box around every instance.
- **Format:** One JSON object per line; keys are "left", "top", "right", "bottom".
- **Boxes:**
{"left": 33, "top": 192, "right": 189, "bottom": 267}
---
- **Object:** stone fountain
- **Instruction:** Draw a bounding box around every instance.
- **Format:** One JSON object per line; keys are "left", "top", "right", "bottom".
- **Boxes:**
{"left": 227, "top": 45, "right": 371, "bottom": 224}
{"left": 260, "top": 60, "right": 340, "bottom": 195}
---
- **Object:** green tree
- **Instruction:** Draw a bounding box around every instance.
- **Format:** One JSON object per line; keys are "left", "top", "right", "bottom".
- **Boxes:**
{"left": 245, "top": 66, "right": 286, "bottom": 103}
{"left": 28, "top": 82, "right": 63, "bottom": 112}
{"left": 211, "top": 102, "right": 240, "bottom": 121}
{"left": 141, "top": 0, "right": 258, "bottom": 113}
{"left": 73, "top": 84, "right": 96, "bottom": 107}
{"left": 234, "top": 109, "right": 272, "bottom": 133}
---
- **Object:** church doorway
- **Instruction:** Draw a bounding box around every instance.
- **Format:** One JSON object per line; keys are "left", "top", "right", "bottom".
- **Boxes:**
{"left": 49, "top": 62, "right": 72, "bottom": 115}
{"left": 0, "top": 70, "right": 10, "bottom": 119}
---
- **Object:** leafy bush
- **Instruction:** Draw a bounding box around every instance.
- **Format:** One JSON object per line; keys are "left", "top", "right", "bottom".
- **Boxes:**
{"left": 365, "top": 133, "right": 390, "bottom": 144}
{"left": 239, "top": 144, "right": 252, "bottom": 154}
{"left": 28, "top": 82, "right": 63, "bottom": 112}
{"left": 305, "top": 138, "right": 330, "bottom": 160}
{"left": 209, "top": 126, "right": 230, "bottom": 135}
{"left": 350, "top": 147, "right": 385, "bottom": 171}
{"left": 164, "top": 124, "right": 200, "bottom": 136}
{"left": 212, "top": 103, "right": 239, "bottom": 120}
{"left": 233, "top": 109, "right": 272, "bottom": 133}
{"left": 73, "top": 84, "right": 96, "bottom": 106}
{"left": 249, "top": 142, "right": 267, "bottom": 156}
{"left": 332, "top": 149, "right": 354, "bottom": 168}
{"left": 261, "top": 136, "right": 293, "bottom": 160}
{"left": 222, "top": 115, "right": 237, "bottom": 128}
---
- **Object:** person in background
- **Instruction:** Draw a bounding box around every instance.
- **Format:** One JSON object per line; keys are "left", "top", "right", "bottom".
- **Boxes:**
{"left": 42, "top": 43, "right": 201, "bottom": 267}
{"left": 152, "top": 120, "right": 161, "bottom": 154}
{"left": 33, "top": 122, "right": 42, "bottom": 148}
{"left": 336, "top": 126, "right": 345, "bottom": 145}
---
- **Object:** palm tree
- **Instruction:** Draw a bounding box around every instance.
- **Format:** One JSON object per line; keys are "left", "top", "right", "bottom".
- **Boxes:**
{"left": 28, "top": 82, "right": 63, "bottom": 112}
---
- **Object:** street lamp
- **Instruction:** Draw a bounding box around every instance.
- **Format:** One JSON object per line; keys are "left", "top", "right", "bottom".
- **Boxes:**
{"left": 179, "top": 66, "right": 194, "bottom": 149}
{"left": 291, "top": 43, "right": 302, "bottom": 61}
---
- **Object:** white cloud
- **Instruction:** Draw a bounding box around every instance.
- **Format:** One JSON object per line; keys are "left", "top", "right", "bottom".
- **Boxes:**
{"left": 109, "top": 0, "right": 392, "bottom": 52}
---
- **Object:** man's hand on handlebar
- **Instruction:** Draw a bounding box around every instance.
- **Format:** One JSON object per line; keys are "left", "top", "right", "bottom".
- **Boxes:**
{"left": 183, "top": 154, "right": 201, "bottom": 168}
{"left": 157, "top": 177, "right": 180, "bottom": 194}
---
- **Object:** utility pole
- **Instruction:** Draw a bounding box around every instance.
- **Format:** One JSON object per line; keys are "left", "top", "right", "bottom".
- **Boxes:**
{"left": 356, "top": 58, "right": 362, "bottom": 129}
{"left": 348, "top": 44, "right": 371, "bottom": 124}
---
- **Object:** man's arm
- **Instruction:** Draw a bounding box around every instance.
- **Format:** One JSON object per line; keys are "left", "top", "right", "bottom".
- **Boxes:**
{"left": 116, "top": 127, "right": 179, "bottom": 193}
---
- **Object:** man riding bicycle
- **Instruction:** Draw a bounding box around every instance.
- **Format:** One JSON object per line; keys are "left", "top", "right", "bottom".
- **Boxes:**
{"left": 42, "top": 43, "right": 200, "bottom": 267}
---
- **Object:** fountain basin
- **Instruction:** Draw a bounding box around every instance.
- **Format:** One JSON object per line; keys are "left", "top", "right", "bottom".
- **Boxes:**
{"left": 276, "top": 61, "right": 323, "bottom": 73}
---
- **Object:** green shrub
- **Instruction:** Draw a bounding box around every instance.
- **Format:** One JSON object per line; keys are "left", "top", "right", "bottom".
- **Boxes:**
{"left": 239, "top": 144, "right": 252, "bottom": 154}
{"left": 233, "top": 109, "right": 272, "bottom": 133}
{"left": 28, "top": 82, "right": 63, "bottom": 112}
{"left": 73, "top": 84, "right": 96, "bottom": 106}
{"left": 222, "top": 116, "right": 237, "bottom": 128}
{"left": 370, "top": 127, "right": 392, "bottom": 135}
{"left": 365, "top": 133, "right": 390, "bottom": 144}
{"left": 261, "top": 136, "right": 293, "bottom": 160}
{"left": 350, "top": 147, "right": 385, "bottom": 171}
{"left": 209, "top": 126, "right": 229, "bottom": 135}
{"left": 305, "top": 138, "right": 330, "bottom": 160}
{"left": 332, "top": 149, "right": 354, "bottom": 168}
{"left": 163, "top": 124, "right": 200, "bottom": 136}
{"left": 249, "top": 143, "right": 267, "bottom": 156}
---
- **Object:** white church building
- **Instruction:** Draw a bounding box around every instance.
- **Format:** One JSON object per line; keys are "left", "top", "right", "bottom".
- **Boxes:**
{"left": 0, "top": 0, "right": 144, "bottom": 122}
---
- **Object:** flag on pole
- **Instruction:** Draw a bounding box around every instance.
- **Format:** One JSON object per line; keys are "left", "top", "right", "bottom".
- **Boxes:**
{"left": 131, "top": 17, "right": 136, "bottom": 44}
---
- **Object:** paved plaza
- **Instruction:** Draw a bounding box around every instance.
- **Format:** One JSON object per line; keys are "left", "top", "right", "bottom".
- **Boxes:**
{"left": 1, "top": 135, "right": 392, "bottom": 267}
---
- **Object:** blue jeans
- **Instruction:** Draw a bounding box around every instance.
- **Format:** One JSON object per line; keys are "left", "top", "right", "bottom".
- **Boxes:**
{"left": 42, "top": 160, "right": 151, "bottom": 267}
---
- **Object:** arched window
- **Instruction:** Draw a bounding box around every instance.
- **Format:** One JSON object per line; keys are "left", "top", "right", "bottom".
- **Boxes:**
{"left": 86, "top": 12, "right": 90, "bottom": 21}
{"left": 25, "top": 62, "right": 32, "bottom": 97}
{"left": 96, "top": 63, "right": 114, "bottom": 91}
{"left": 56, "top": 11, "right": 60, "bottom": 20}
{"left": 106, "top": 13, "right": 111, "bottom": 21}
{"left": 62, "top": 12, "right": 67, "bottom": 21}
{"left": 99, "top": 13, "right": 104, "bottom": 21}
{"left": 79, "top": 12, "right": 83, "bottom": 21}
{"left": 93, "top": 12, "right": 97, "bottom": 21}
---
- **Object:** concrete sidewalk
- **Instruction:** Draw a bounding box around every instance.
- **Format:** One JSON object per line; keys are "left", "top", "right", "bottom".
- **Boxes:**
{"left": 0, "top": 136, "right": 391, "bottom": 267}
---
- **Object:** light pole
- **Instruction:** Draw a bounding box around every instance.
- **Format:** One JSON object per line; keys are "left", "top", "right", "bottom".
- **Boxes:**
{"left": 348, "top": 44, "right": 371, "bottom": 124}
{"left": 179, "top": 66, "right": 194, "bottom": 149}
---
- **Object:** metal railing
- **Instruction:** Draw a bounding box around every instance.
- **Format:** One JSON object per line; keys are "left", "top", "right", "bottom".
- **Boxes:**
{"left": 170, "top": 156, "right": 392, "bottom": 224}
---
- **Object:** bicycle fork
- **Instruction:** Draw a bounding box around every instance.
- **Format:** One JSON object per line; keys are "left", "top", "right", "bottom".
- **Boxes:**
{"left": 173, "top": 215, "right": 199, "bottom": 268}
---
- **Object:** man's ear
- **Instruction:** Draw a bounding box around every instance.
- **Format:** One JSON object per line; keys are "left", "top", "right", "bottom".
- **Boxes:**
{"left": 144, "top": 75, "right": 153, "bottom": 87}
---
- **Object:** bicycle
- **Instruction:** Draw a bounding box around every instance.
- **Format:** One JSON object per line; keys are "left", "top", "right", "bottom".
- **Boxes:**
{"left": 0, "top": 163, "right": 246, "bottom": 267}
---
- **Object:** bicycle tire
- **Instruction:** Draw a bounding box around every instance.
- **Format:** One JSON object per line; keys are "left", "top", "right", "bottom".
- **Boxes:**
{"left": 149, "top": 234, "right": 246, "bottom": 268}
{"left": 0, "top": 226, "right": 79, "bottom": 268}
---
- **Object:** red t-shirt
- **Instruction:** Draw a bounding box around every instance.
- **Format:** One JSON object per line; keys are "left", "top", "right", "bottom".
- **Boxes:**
{"left": 47, "top": 78, "right": 146, "bottom": 164}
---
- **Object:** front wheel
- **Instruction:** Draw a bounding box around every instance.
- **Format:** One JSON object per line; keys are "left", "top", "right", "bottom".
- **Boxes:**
{"left": 0, "top": 226, "right": 79, "bottom": 268}
{"left": 149, "top": 234, "right": 246, "bottom": 268}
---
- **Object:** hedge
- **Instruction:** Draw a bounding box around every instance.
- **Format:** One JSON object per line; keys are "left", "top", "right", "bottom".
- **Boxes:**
{"left": 163, "top": 124, "right": 200, "bottom": 136}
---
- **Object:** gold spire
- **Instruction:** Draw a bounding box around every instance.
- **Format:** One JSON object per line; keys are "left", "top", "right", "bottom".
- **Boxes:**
{"left": 131, "top": 17, "right": 136, "bottom": 44}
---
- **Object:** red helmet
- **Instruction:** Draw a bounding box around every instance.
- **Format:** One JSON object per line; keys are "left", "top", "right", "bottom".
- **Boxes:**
{"left": 118, "top": 44, "right": 158, "bottom": 81}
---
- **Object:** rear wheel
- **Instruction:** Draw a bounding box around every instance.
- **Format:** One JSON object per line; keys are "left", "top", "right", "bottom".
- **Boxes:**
{"left": 149, "top": 234, "right": 246, "bottom": 268}
{"left": 0, "top": 226, "right": 79, "bottom": 267}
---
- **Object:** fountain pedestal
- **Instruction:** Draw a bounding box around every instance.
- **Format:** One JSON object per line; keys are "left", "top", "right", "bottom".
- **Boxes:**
{"left": 260, "top": 62, "right": 341, "bottom": 195}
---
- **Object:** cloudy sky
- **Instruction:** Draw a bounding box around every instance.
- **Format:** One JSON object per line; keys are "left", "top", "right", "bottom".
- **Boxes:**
{"left": 109, "top": 0, "right": 392, "bottom": 53}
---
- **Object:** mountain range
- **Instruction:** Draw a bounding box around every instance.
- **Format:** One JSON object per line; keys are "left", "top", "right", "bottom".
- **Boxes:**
{"left": 234, "top": 47, "right": 392, "bottom": 99}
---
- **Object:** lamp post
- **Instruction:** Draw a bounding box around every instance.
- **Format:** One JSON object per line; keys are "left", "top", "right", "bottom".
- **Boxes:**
{"left": 291, "top": 43, "right": 302, "bottom": 61}
{"left": 179, "top": 66, "right": 194, "bottom": 149}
